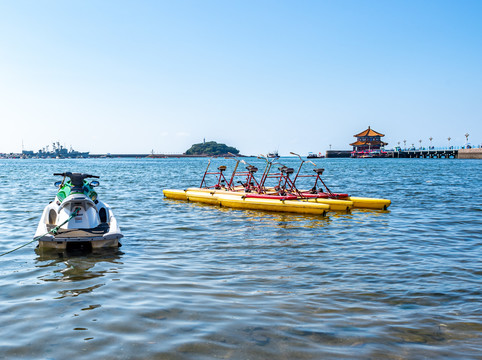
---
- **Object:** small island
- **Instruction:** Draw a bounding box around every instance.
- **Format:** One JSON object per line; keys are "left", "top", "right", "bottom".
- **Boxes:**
{"left": 185, "top": 141, "right": 239, "bottom": 156}
{"left": 145, "top": 141, "right": 240, "bottom": 158}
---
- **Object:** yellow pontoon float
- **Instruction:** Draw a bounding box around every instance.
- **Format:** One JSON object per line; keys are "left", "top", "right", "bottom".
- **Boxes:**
{"left": 163, "top": 189, "right": 329, "bottom": 216}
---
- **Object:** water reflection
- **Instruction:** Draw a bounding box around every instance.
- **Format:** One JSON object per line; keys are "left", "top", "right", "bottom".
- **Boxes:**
{"left": 240, "top": 209, "right": 330, "bottom": 229}
{"left": 166, "top": 196, "right": 391, "bottom": 231}
{"left": 34, "top": 248, "right": 124, "bottom": 284}
{"left": 55, "top": 283, "right": 105, "bottom": 299}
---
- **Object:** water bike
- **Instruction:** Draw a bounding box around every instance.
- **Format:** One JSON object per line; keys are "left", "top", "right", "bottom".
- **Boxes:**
{"left": 288, "top": 153, "right": 391, "bottom": 210}
{"left": 34, "top": 172, "right": 123, "bottom": 250}
{"left": 163, "top": 153, "right": 391, "bottom": 212}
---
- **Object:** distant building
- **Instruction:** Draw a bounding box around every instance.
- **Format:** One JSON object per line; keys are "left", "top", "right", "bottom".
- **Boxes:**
{"left": 350, "top": 126, "right": 388, "bottom": 152}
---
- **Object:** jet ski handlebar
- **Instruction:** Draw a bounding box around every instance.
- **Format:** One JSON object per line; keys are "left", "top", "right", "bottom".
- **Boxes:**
{"left": 53, "top": 172, "right": 100, "bottom": 189}
{"left": 53, "top": 172, "right": 100, "bottom": 179}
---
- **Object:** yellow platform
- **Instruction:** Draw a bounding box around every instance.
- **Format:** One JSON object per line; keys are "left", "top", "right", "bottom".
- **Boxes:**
{"left": 185, "top": 188, "right": 354, "bottom": 212}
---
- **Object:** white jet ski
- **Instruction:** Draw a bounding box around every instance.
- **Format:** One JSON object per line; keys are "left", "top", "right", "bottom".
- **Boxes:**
{"left": 35, "top": 172, "right": 123, "bottom": 250}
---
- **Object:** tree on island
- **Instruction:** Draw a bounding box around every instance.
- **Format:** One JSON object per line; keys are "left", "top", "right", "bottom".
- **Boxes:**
{"left": 185, "top": 141, "right": 240, "bottom": 156}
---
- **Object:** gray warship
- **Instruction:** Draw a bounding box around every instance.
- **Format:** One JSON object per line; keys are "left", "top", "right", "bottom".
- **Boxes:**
{"left": 22, "top": 142, "right": 89, "bottom": 158}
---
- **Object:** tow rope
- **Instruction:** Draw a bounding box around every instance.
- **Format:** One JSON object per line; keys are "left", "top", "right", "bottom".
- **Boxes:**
{"left": 0, "top": 207, "right": 81, "bottom": 257}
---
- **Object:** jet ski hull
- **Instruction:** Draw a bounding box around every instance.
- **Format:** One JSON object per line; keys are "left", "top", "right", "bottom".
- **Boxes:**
{"left": 35, "top": 194, "right": 123, "bottom": 250}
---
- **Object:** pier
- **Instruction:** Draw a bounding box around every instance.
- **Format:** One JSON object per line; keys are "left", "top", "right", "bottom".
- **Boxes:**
{"left": 389, "top": 147, "right": 482, "bottom": 159}
{"left": 325, "top": 147, "right": 482, "bottom": 159}
{"left": 391, "top": 148, "right": 458, "bottom": 158}
{"left": 325, "top": 150, "right": 352, "bottom": 158}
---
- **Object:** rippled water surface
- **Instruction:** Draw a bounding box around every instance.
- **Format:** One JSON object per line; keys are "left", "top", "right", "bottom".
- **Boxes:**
{"left": 0, "top": 158, "right": 481, "bottom": 359}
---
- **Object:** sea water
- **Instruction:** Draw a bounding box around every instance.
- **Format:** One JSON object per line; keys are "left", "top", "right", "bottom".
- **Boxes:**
{"left": 0, "top": 157, "right": 481, "bottom": 359}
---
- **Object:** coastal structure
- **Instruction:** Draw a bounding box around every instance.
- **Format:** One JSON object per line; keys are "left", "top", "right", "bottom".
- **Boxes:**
{"left": 392, "top": 147, "right": 482, "bottom": 159}
{"left": 458, "top": 148, "right": 482, "bottom": 159}
{"left": 350, "top": 127, "right": 388, "bottom": 157}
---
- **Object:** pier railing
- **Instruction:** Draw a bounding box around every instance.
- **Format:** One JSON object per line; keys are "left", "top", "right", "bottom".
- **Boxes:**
{"left": 391, "top": 149, "right": 458, "bottom": 158}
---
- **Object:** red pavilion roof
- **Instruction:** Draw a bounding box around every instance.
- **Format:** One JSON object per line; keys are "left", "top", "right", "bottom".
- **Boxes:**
{"left": 353, "top": 126, "right": 385, "bottom": 138}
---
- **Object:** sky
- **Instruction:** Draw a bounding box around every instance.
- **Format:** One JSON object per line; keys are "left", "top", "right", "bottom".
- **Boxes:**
{"left": 0, "top": 0, "right": 481, "bottom": 155}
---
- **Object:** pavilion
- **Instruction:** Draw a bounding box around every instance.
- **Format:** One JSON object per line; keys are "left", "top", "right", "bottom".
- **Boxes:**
{"left": 350, "top": 126, "right": 388, "bottom": 154}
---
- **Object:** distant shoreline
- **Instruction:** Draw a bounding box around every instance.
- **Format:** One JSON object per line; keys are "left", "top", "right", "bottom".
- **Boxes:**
{"left": 90, "top": 154, "right": 246, "bottom": 158}
{"left": 0, "top": 153, "right": 240, "bottom": 159}
{"left": 1, "top": 148, "right": 481, "bottom": 159}
{"left": 91, "top": 154, "right": 200, "bottom": 158}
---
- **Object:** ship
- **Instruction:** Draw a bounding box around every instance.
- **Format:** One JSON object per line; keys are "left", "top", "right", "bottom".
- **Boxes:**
{"left": 307, "top": 152, "right": 324, "bottom": 158}
{"left": 22, "top": 142, "right": 89, "bottom": 159}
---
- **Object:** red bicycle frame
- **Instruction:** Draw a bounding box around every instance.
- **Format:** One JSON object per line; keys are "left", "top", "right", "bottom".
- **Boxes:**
{"left": 200, "top": 160, "right": 229, "bottom": 189}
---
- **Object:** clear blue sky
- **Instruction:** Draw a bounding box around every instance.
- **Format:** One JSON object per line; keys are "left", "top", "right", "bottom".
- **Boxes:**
{"left": 1, "top": 0, "right": 481, "bottom": 155}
